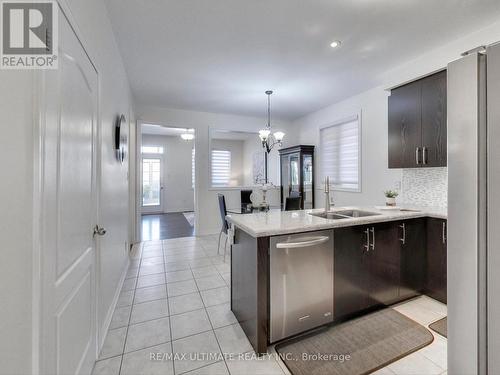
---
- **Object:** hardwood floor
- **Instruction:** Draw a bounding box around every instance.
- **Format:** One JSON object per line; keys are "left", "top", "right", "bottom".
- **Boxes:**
{"left": 141, "top": 213, "right": 194, "bottom": 241}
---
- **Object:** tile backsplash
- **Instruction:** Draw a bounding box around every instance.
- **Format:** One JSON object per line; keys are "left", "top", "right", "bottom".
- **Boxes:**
{"left": 400, "top": 167, "right": 447, "bottom": 208}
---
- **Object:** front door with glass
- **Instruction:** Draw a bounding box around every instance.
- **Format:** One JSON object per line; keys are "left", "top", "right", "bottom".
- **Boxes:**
{"left": 142, "top": 157, "right": 163, "bottom": 213}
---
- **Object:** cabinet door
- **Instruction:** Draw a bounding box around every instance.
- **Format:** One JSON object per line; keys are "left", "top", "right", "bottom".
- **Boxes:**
{"left": 388, "top": 81, "right": 422, "bottom": 168}
{"left": 334, "top": 226, "right": 369, "bottom": 319}
{"left": 399, "top": 219, "right": 426, "bottom": 300}
{"left": 421, "top": 71, "right": 447, "bottom": 167}
{"left": 367, "top": 222, "right": 400, "bottom": 307}
{"left": 426, "top": 218, "right": 447, "bottom": 303}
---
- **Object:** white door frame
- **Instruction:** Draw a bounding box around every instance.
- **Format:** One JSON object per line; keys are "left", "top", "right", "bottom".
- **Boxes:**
{"left": 32, "top": 1, "right": 102, "bottom": 374}
{"left": 134, "top": 121, "right": 197, "bottom": 242}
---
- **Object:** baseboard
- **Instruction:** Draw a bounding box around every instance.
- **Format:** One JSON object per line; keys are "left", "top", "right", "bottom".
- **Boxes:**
{"left": 98, "top": 257, "right": 130, "bottom": 351}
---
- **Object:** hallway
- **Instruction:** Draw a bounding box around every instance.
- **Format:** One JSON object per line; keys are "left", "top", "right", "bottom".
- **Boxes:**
{"left": 141, "top": 213, "right": 195, "bottom": 241}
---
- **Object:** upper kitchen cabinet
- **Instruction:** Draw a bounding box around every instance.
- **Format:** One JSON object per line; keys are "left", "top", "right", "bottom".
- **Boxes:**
{"left": 388, "top": 70, "right": 447, "bottom": 168}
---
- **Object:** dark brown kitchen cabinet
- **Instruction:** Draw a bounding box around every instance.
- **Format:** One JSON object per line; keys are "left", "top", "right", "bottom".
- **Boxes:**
{"left": 334, "top": 221, "right": 401, "bottom": 319}
{"left": 399, "top": 219, "right": 426, "bottom": 300}
{"left": 388, "top": 70, "right": 447, "bottom": 168}
{"left": 425, "top": 218, "right": 447, "bottom": 304}
{"left": 333, "top": 225, "right": 369, "bottom": 319}
{"left": 367, "top": 222, "right": 400, "bottom": 307}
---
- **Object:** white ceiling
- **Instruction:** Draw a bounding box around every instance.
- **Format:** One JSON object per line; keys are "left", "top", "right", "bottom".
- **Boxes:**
{"left": 105, "top": 0, "right": 500, "bottom": 120}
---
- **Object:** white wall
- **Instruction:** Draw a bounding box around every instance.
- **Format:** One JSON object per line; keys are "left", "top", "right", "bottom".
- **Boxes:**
{"left": 142, "top": 134, "right": 195, "bottom": 212}
{"left": 0, "top": 0, "right": 134, "bottom": 372}
{"left": 136, "top": 106, "right": 296, "bottom": 235}
{"left": 0, "top": 71, "right": 35, "bottom": 375}
{"left": 293, "top": 19, "right": 500, "bottom": 209}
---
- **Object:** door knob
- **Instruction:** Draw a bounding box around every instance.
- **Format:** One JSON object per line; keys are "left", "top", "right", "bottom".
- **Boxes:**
{"left": 93, "top": 225, "right": 106, "bottom": 238}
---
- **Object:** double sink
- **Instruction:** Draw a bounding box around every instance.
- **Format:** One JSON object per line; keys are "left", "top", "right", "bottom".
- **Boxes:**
{"left": 310, "top": 209, "right": 381, "bottom": 220}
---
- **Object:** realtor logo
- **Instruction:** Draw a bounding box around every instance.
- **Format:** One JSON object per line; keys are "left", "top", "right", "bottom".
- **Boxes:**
{"left": 1, "top": 0, "right": 58, "bottom": 69}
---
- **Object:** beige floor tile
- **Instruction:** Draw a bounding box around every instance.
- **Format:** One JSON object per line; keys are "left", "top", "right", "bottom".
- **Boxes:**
{"left": 172, "top": 331, "right": 222, "bottom": 374}
{"left": 137, "top": 273, "right": 166, "bottom": 289}
{"left": 99, "top": 327, "right": 126, "bottom": 359}
{"left": 167, "top": 279, "right": 198, "bottom": 297}
{"left": 200, "top": 286, "right": 230, "bottom": 307}
{"left": 169, "top": 292, "right": 204, "bottom": 315}
{"left": 170, "top": 308, "right": 212, "bottom": 340}
{"left": 195, "top": 275, "right": 226, "bottom": 291}
{"left": 206, "top": 303, "right": 237, "bottom": 329}
{"left": 92, "top": 356, "right": 122, "bottom": 375}
{"left": 166, "top": 269, "right": 193, "bottom": 283}
{"left": 184, "top": 361, "right": 229, "bottom": 375}
{"left": 134, "top": 284, "right": 167, "bottom": 304}
{"left": 121, "top": 342, "right": 174, "bottom": 375}
{"left": 130, "top": 299, "right": 169, "bottom": 324}
{"left": 214, "top": 323, "right": 253, "bottom": 355}
{"left": 125, "top": 317, "right": 171, "bottom": 353}
{"left": 388, "top": 351, "right": 444, "bottom": 374}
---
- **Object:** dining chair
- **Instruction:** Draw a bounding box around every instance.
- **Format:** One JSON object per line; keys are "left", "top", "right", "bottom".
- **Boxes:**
{"left": 285, "top": 196, "right": 302, "bottom": 211}
{"left": 217, "top": 193, "right": 230, "bottom": 262}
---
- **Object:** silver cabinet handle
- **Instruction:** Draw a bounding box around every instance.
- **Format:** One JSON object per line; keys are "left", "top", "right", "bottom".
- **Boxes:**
{"left": 399, "top": 223, "right": 406, "bottom": 244}
{"left": 423, "top": 147, "right": 428, "bottom": 165}
{"left": 442, "top": 222, "right": 446, "bottom": 244}
{"left": 276, "top": 236, "right": 329, "bottom": 249}
{"left": 93, "top": 225, "right": 106, "bottom": 238}
{"left": 415, "top": 147, "right": 421, "bottom": 165}
{"left": 370, "top": 227, "right": 375, "bottom": 250}
{"left": 364, "top": 228, "right": 370, "bottom": 252}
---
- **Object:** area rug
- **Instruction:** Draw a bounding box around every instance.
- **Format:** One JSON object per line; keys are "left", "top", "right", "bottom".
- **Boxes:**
{"left": 182, "top": 211, "right": 195, "bottom": 226}
{"left": 429, "top": 317, "right": 447, "bottom": 338}
{"left": 275, "top": 308, "right": 434, "bottom": 375}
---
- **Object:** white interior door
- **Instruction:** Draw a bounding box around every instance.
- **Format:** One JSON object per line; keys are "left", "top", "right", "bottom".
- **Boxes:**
{"left": 141, "top": 155, "right": 164, "bottom": 214}
{"left": 40, "top": 8, "right": 99, "bottom": 375}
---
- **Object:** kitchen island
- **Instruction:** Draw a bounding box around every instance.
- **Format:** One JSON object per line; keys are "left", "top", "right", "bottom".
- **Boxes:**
{"left": 226, "top": 206, "right": 447, "bottom": 354}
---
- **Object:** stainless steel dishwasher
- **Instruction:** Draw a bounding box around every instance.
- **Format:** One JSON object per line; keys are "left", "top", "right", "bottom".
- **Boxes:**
{"left": 269, "top": 230, "right": 334, "bottom": 343}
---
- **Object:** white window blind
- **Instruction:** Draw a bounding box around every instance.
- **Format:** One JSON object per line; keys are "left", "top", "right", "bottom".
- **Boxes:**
{"left": 192, "top": 148, "right": 195, "bottom": 189}
{"left": 320, "top": 117, "right": 360, "bottom": 191}
{"left": 211, "top": 150, "right": 231, "bottom": 187}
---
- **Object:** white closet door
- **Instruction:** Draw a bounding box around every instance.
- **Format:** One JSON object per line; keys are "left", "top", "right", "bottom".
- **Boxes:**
{"left": 40, "top": 7, "right": 99, "bottom": 375}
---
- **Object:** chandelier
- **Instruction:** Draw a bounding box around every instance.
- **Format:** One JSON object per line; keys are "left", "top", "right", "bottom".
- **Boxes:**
{"left": 259, "top": 90, "right": 284, "bottom": 153}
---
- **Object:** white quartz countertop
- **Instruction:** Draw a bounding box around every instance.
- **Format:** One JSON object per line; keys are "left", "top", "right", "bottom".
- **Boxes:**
{"left": 226, "top": 205, "right": 447, "bottom": 237}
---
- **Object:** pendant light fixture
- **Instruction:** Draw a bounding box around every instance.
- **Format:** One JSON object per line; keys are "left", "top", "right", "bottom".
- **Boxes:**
{"left": 180, "top": 128, "right": 194, "bottom": 140}
{"left": 259, "top": 90, "right": 284, "bottom": 153}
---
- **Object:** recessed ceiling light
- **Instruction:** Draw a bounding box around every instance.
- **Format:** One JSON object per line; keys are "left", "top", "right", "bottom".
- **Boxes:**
{"left": 330, "top": 40, "right": 341, "bottom": 49}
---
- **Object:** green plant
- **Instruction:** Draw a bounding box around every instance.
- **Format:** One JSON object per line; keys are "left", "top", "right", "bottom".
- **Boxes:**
{"left": 384, "top": 190, "right": 399, "bottom": 198}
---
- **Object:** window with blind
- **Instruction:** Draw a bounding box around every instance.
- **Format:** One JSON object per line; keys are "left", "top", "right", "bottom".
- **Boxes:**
{"left": 192, "top": 148, "right": 195, "bottom": 189}
{"left": 320, "top": 116, "right": 361, "bottom": 192}
{"left": 211, "top": 150, "right": 231, "bottom": 187}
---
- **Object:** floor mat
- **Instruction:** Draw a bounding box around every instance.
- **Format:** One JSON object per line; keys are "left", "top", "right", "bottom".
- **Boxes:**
{"left": 275, "top": 308, "right": 434, "bottom": 375}
{"left": 429, "top": 317, "right": 447, "bottom": 338}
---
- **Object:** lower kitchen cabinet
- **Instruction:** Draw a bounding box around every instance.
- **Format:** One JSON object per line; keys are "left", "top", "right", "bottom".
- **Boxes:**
{"left": 399, "top": 219, "right": 426, "bottom": 300}
{"left": 425, "top": 218, "right": 447, "bottom": 303}
{"left": 334, "top": 221, "right": 401, "bottom": 320}
{"left": 333, "top": 225, "right": 368, "bottom": 319}
{"left": 334, "top": 218, "right": 429, "bottom": 320}
{"left": 367, "top": 222, "right": 400, "bottom": 307}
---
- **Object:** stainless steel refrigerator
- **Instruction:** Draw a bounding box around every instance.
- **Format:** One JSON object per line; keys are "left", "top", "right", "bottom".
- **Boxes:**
{"left": 447, "top": 42, "right": 500, "bottom": 374}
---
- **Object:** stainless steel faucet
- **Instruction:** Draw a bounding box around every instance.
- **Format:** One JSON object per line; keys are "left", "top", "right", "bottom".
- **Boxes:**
{"left": 324, "top": 176, "right": 333, "bottom": 213}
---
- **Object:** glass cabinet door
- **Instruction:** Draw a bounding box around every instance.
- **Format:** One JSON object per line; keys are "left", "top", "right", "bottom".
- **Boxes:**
{"left": 302, "top": 154, "right": 313, "bottom": 209}
{"left": 289, "top": 153, "right": 300, "bottom": 196}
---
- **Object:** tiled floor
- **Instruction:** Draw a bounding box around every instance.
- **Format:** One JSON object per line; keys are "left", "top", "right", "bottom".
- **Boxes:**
{"left": 93, "top": 235, "right": 447, "bottom": 375}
